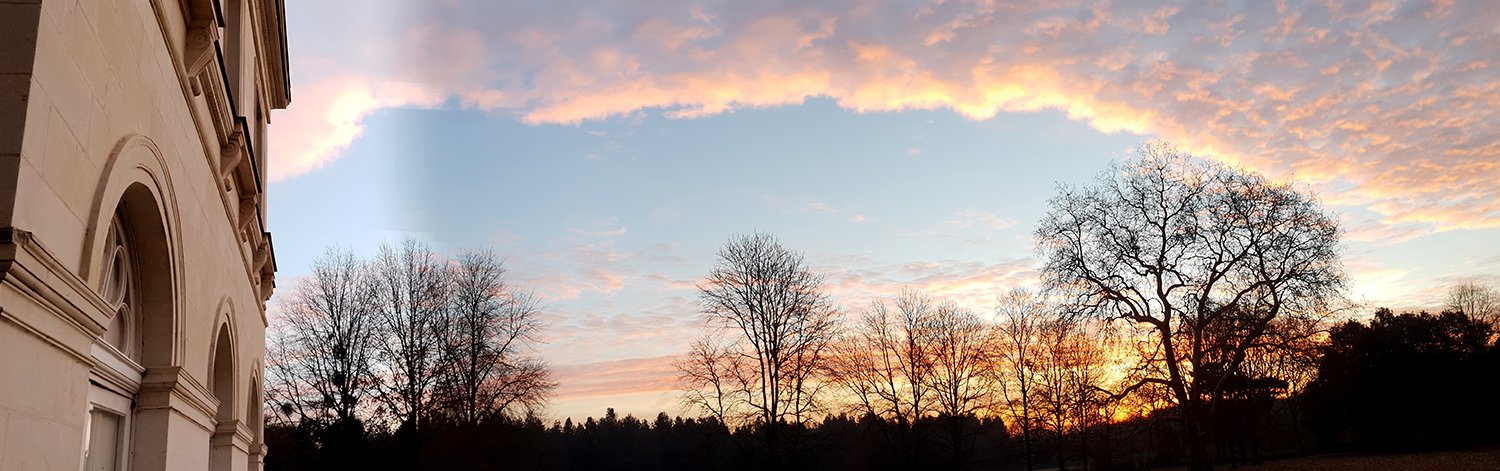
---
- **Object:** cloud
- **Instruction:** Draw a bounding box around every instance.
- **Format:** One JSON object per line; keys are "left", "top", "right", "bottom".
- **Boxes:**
{"left": 553, "top": 356, "right": 681, "bottom": 400}
{"left": 571, "top": 227, "right": 628, "bottom": 237}
{"left": 811, "top": 255, "right": 1041, "bottom": 316}
{"left": 276, "top": 0, "right": 1500, "bottom": 238}
{"left": 944, "top": 208, "right": 1014, "bottom": 230}
{"left": 268, "top": 75, "right": 446, "bottom": 180}
{"left": 805, "top": 202, "right": 838, "bottom": 213}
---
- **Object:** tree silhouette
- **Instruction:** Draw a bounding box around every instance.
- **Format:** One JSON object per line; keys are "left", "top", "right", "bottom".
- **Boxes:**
{"left": 831, "top": 291, "right": 939, "bottom": 471}
{"left": 436, "top": 249, "right": 553, "bottom": 425}
{"left": 1304, "top": 309, "right": 1500, "bottom": 452}
{"left": 677, "top": 232, "right": 842, "bottom": 468}
{"left": 1035, "top": 143, "right": 1347, "bottom": 471}
{"left": 1446, "top": 280, "right": 1499, "bottom": 329}
{"left": 995, "top": 288, "right": 1048, "bottom": 471}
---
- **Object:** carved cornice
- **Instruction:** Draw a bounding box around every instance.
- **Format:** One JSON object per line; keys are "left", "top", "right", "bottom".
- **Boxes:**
{"left": 252, "top": 240, "right": 269, "bottom": 272}
{"left": 210, "top": 419, "right": 256, "bottom": 450}
{"left": 258, "top": 0, "right": 291, "bottom": 109}
{"left": 142, "top": 0, "right": 276, "bottom": 318}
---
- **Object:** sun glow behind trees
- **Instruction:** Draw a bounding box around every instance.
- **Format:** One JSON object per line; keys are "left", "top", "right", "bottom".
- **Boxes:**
{"left": 667, "top": 143, "right": 1352, "bottom": 471}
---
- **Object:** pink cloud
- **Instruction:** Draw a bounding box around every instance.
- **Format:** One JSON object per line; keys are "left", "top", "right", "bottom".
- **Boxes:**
{"left": 268, "top": 75, "right": 446, "bottom": 180}
{"left": 552, "top": 356, "right": 680, "bottom": 400}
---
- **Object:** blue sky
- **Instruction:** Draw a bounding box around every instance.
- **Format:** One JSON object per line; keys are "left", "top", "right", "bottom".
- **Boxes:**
{"left": 267, "top": 0, "right": 1500, "bottom": 422}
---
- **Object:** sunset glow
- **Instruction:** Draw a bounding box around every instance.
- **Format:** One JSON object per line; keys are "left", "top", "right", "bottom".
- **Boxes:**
{"left": 268, "top": 0, "right": 1500, "bottom": 422}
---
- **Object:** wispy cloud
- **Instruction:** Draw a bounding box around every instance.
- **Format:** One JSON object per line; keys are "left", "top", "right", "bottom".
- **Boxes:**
{"left": 944, "top": 208, "right": 1014, "bottom": 230}
{"left": 571, "top": 227, "right": 628, "bottom": 237}
{"left": 553, "top": 356, "right": 680, "bottom": 400}
{"left": 805, "top": 202, "right": 838, "bottom": 213}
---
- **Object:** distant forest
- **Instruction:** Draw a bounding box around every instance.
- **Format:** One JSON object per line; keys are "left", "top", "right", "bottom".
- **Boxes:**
{"left": 263, "top": 145, "right": 1500, "bottom": 471}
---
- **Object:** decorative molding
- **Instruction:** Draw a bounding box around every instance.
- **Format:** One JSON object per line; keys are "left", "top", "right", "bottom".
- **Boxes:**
{"left": 141, "top": 0, "right": 276, "bottom": 320}
{"left": 0, "top": 227, "right": 113, "bottom": 338}
{"left": 252, "top": 241, "right": 269, "bottom": 272}
{"left": 238, "top": 196, "right": 257, "bottom": 232}
{"left": 90, "top": 340, "right": 145, "bottom": 395}
{"left": 258, "top": 272, "right": 274, "bottom": 302}
{"left": 184, "top": 20, "right": 219, "bottom": 77}
{"left": 258, "top": 0, "right": 291, "bottom": 109}
{"left": 220, "top": 131, "right": 244, "bottom": 179}
{"left": 81, "top": 134, "right": 188, "bottom": 366}
{"left": 138, "top": 365, "right": 219, "bottom": 432}
{"left": 199, "top": 66, "right": 234, "bottom": 141}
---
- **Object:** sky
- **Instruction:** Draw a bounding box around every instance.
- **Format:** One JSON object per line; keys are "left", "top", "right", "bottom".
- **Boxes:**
{"left": 266, "top": 0, "right": 1500, "bottom": 423}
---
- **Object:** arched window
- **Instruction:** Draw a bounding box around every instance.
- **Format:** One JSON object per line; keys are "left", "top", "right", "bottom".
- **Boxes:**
{"left": 98, "top": 215, "right": 140, "bottom": 362}
{"left": 86, "top": 211, "right": 144, "bottom": 471}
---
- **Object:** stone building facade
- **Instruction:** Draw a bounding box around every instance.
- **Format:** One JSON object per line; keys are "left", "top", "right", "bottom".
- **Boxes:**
{"left": 0, "top": 0, "right": 288, "bottom": 469}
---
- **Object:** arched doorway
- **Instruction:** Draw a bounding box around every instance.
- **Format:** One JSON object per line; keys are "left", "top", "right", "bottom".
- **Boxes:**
{"left": 209, "top": 323, "right": 238, "bottom": 471}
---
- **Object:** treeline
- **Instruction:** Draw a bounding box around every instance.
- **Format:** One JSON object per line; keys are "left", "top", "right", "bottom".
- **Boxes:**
{"left": 264, "top": 144, "right": 1500, "bottom": 470}
{"left": 265, "top": 306, "right": 1500, "bottom": 471}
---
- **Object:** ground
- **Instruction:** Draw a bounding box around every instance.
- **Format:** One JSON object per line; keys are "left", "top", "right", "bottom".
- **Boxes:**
{"left": 1157, "top": 447, "right": 1500, "bottom": 471}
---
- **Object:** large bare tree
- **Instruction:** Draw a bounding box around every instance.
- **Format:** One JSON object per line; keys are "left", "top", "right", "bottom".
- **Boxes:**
{"left": 370, "top": 239, "right": 452, "bottom": 431}
{"left": 1035, "top": 143, "right": 1347, "bottom": 471}
{"left": 269, "top": 242, "right": 555, "bottom": 437}
{"left": 436, "top": 249, "right": 553, "bottom": 425}
{"left": 677, "top": 232, "right": 841, "bottom": 467}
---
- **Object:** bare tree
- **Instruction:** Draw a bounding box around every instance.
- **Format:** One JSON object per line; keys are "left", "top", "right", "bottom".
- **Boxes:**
{"left": 436, "top": 249, "right": 554, "bottom": 424}
{"left": 678, "top": 338, "right": 747, "bottom": 427}
{"left": 1446, "top": 279, "right": 1498, "bottom": 327}
{"left": 830, "top": 291, "right": 938, "bottom": 471}
{"left": 1035, "top": 143, "right": 1347, "bottom": 471}
{"left": 1064, "top": 320, "right": 1115, "bottom": 471}
{"left": 924, "top": 300, "right": 998, "bottom": 471}
{"left": 266, "top": 248, "right": 380, "bottom": 426}
{"left": 995, "top": 288, "right": 1047, "bottom": 471}
{"left": 369, "top": 239, "right": 452, "bottom": 431}
{"left": 677, "top": 232, "right": 841, "bottom": 467}
{"left": 1034, "top": 312, "right": 1112, "bottom": 471}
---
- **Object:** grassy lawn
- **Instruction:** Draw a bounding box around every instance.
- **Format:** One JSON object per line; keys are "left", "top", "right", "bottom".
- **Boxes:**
{"left": 1156, "top": 447, "right": 1500, "bottom": 471}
